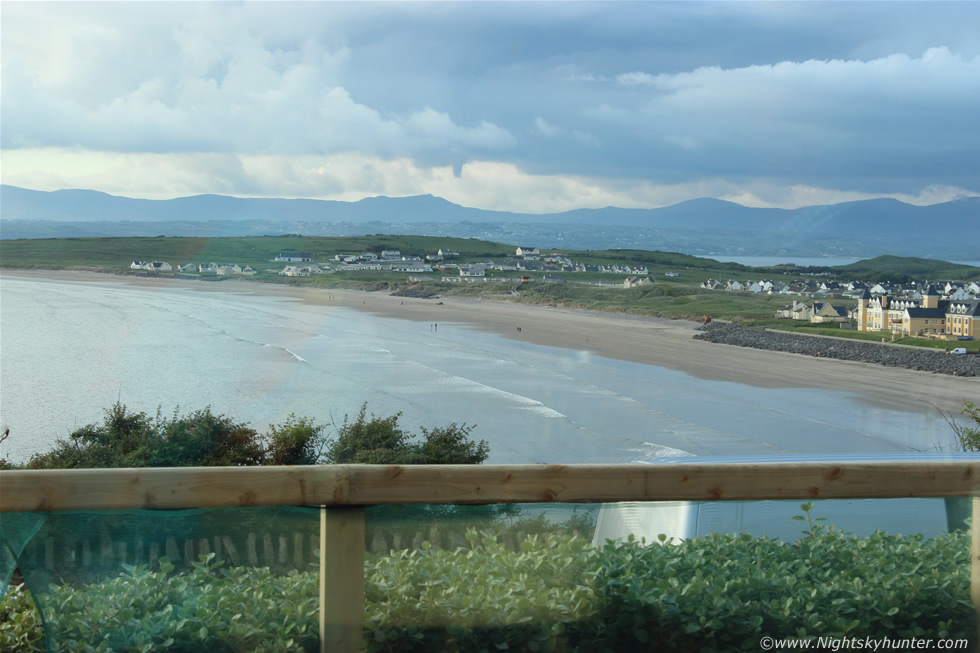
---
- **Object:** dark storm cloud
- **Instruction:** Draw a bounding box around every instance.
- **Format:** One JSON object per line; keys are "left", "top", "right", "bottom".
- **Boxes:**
{"left": 2, "top": 2, "right": 978, "bottom": 199}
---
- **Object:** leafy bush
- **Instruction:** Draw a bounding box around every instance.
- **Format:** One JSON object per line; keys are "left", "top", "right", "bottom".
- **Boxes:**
{"left": 323, "top": 403, "right": 487, "bottom": 465}
{"left": 22, "top": 404, "right": 327, "bottom": 470}
{"left": 17, "top": 401, "right": 490, "bottom": 470}
{"left": 0, "top": 583, "right": 43, "bottom": 653}
{"left": 3, "top": 527, "right": 973, "bottom": 652}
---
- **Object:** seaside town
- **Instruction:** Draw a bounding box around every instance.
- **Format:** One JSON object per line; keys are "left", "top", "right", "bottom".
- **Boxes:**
{"left": 132, "top": 244, "right": 979, "bottom": 343}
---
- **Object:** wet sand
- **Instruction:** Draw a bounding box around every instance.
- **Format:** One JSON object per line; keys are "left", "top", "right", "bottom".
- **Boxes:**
{"left": 4, "top": 269, "right": 977, "bottom": 416}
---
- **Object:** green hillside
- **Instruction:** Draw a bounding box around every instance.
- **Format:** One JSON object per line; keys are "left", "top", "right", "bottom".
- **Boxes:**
{"left": 562, "top": 248, "right": 749, "bottom": 272}
{"left": 0, "top": 235, "right": 514, "bottom": 270}
{"left": 834, "top": 255, "right": 980, "bottom": 281}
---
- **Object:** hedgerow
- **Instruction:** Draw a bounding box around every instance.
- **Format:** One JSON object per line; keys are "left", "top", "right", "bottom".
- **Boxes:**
{"left": 1, "top": 527, "right": 973, "bottom": 652}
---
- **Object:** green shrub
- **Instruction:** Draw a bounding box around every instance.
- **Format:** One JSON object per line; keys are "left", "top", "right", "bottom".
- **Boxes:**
{"left": 23, "top": 404, "right": 320, "bottom": 470}
{"left": 323, "top": 403, "right": 487, "bottom": 465}
{"left": 0, "top": 583, "right": 43, "bottom": 653}
{"left": 19, "top": 400, "right": 490, "bottom": 470}
{"left": 2, "top": 527, "right": 972, "bottom": 652}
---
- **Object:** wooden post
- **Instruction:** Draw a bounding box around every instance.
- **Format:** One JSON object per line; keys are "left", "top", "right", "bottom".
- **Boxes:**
{"left": 319, "top": 506, "right": 365, "bottom": 653}
{"left": 222, "top": 537, "right": 241, "bottom": 566}
{"left": 263, "top": 534, "right": 274, "bottom": 567}
{"left": 294, "top": 533, "right": 304, "bottom": 567}
{"left": 971, "top": 497, "right": 980, "bottom": 640}
{"left": 247, "top": 533, "right": 258, "bottom": 565}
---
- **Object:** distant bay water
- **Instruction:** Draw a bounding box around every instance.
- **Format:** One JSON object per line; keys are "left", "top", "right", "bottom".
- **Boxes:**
{"left": 0, "top": 275, "right": 960, "bottom": 465}
{"left": 710, "top": 255, "right": 980, "bottom": 268}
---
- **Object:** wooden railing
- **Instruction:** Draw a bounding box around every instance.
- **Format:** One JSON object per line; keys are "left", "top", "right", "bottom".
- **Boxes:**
{"left": 3, "top": 461, "right": 980, "bottom": 652}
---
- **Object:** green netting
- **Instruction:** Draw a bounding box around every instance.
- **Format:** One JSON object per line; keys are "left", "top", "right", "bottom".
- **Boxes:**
{"left": 1, "top": 513, "right": 47, "bottom": 596}
{"left": 6, "top": 507, "right": 321, "bottom": 652}
{"left": 1, "top": 502, "right": 976, "bottom": 652}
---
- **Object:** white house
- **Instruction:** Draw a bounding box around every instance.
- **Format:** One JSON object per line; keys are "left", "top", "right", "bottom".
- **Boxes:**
{"left": 338, "top": 263, "right": 383, "bottom": 271}
{"left": 516, "top": 247, "right": 540, "bottom": 257}
{"left": 459, "top": 265, "right": 486, "bottom": 278}
{"left": 130, "top": 261, "right": 172, "bottom": 272}
{"left": 177, "top": 263, "right": 197, "bottom": 273}
{"left": 725, "top": 280, "right": 744, "bottom": 292}
{"left": 624, "top": 276, "right": 654, "bottom": 289}
{"left": 390, "top": 262, "right": 433, "bottom": 273}
{"left": 216, "top": 264, "right": 242, "bottom": 276}
{"left": 275, "top": 252, "right": 312, "bottom": 262}
{"left": 198, "top": 263, "right": 218, "bottom": 273}
{"left": 791, "top": 301, "right": 812, "bottom": 321}
{"left": 381, "top": 250, "right": 402, "bottom": 260}
{"left": 279, "top": 265, "right": 310, "bottom": 277}
{"left": 775, "top": 300, "right": 812, "bottom": 320}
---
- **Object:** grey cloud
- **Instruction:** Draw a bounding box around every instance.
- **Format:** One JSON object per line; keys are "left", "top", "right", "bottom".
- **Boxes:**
{"left": 2, "top": 2, "right": 979, "bottom": 199}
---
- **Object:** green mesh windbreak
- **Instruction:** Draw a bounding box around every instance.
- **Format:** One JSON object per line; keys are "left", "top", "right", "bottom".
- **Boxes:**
{"left": 1, "top": 501, "right": 976, "bottom": 652}
{"left": 5, "top": 507, "right": 321, "bottom": 652}
{"left": 1, "top": 513, "right": 47, "bottom": 596}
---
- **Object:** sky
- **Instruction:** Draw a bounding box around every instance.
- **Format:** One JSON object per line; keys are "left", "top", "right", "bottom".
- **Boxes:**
{"left": 2, "top": 2, "right": 979, "bottom": 213}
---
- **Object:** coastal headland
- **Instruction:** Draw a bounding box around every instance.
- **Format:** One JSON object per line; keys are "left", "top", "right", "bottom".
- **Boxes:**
{"left": 4, "top": 269, "right": 977, "bottom": 417}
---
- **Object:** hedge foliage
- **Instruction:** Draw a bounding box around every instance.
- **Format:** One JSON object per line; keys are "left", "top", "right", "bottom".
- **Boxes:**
{"left": 10, "top": 402, "right": 488, "bottom": 471}
{"left": 1, "top": 526, "right": 974, "bottom": 652}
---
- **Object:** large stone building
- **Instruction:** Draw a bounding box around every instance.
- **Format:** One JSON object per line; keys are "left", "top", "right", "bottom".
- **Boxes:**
{"left": 855, "top": 285, "right": 979, "bottom": 340}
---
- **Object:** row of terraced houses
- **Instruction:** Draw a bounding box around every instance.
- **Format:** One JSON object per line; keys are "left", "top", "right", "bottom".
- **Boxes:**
{"left": 855, "top": 285, "right": 979, "bottom": 340}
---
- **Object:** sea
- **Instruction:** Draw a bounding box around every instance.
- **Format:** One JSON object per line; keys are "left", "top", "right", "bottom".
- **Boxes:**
{"left": 0, "top": 275, "right": 962, "bottom": 465}
{"left": 709, "top": 255, "right": 980, "bottom": 268}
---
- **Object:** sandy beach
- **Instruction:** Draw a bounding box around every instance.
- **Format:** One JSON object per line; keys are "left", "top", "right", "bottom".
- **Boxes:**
{"left": 4, "top": 269, "right": 978, "bottom": 417}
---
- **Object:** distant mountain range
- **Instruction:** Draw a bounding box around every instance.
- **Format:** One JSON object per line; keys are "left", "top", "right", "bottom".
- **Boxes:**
{"left": 2, "top": 185, "right": 977, "bottom": 259}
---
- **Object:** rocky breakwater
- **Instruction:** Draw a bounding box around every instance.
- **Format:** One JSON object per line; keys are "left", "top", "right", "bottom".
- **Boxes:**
{"left": 693, "top": 323, "right": 980, "bottom": 377}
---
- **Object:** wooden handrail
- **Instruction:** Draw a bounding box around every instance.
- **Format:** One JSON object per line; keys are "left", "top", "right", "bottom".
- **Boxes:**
{"left": 3, "top": 461, "right": 979, "bottom": 652}
{"left": 2, "top": 461, "right": 977, "bottom": 512}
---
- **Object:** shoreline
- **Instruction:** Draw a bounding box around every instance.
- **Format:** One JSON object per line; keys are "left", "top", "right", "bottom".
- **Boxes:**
{"left": 3, "top": 269, "right": 977, "bottom": 416}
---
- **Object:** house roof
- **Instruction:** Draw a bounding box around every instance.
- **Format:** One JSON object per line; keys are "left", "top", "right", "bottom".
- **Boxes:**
{"left": 814, "top": 303, "right": 847, "bottom": 317}
{"left": 948, "top": 301, "right": 980, "bottom": 317}
{"left": 905, "top": 307, "right": 946, "bottom": 318}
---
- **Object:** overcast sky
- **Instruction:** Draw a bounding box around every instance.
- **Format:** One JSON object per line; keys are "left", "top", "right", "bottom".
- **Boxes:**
{"left": 2, "top": 2, "right": 978, "bottom": 212}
